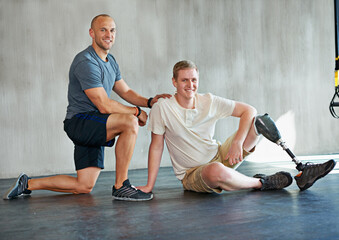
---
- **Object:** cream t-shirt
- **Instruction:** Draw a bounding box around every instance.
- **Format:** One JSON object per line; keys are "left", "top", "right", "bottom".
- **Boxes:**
{"left": 148, "top": 93, "right": 235, "bottom": 180}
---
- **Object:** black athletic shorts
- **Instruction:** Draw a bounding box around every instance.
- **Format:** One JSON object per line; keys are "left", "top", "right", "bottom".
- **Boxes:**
{"left": 63, "top": 111, "right": 115, "bottom": 170}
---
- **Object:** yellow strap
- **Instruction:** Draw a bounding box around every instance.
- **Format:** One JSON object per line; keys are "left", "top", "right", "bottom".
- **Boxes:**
{"left": 335, "top": 70, "right": 338, "bottom": 87}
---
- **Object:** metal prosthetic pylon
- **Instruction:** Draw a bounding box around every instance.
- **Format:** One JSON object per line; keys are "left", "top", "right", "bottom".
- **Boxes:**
{"left": 254, "top": 113, "right": 304, "bottom": 171}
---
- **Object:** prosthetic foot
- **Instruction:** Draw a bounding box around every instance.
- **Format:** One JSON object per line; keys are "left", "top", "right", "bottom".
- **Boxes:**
{"left": 254, "top": 113, "right": 336, "bottom": 190}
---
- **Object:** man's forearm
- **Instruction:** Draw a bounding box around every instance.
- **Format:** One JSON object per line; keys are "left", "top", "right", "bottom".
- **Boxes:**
{"left": 85, "top": 87, "right": 140, "bottom": 115}
{"left": 146, "top": 140, "right": 164, "bottom": 190}
{"left": 101, "top": 98, "right": 138, "bottom": 115}
{"left": 234, "top": 108, "right": 257, "bottom": 145}
{"left": 119, "top": 89, "right": 148, "bottom": 107}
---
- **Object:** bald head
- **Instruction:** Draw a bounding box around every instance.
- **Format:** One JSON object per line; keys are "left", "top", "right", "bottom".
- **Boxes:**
{"left": 91, "top": 14, "right": 114, "bottom": 29}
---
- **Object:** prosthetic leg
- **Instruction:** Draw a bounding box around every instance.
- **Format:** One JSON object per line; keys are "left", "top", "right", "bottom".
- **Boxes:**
{"left": 254, "top": 114, "right": 304, "bottom": 171}
{"left": 254, "top": 113, "right": 336, "bottom": 190}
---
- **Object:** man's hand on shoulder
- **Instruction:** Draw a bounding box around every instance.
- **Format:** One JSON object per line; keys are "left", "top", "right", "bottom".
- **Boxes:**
{"left": 150, "top": 93, "right": 172, "bottom": 107}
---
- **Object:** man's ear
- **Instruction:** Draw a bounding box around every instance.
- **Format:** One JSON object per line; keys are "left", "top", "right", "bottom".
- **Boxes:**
{"left": 172, "top": 77, "right": 177, "bottom": 88}
{"left": 89, "top": 28, "right": 94, "bottom": 39}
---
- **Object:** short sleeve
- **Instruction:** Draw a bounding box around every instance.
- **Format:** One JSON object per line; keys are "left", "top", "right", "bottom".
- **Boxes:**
{"left": 74, "top": 60, "right": 103, "bottom": 90}
{"left": 112, "top": 60, "right": 122, "bottom": 82}
{"left": 148, "top": 102, "right": 166, "bottom": 135}
{"left": 212, "top": 95, "right": 235, "bottom": 119}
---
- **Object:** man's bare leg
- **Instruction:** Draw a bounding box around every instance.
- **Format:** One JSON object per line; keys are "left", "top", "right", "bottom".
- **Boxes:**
{"left": 202, "top": 162, "right": 292, "bottom": 191}
{"left": 106, "top": 113, "right": 139, "bottom": 189}
{"left": 26, "top": 113, "right": 139, "bottom": 193}
{"left": 27, "top": 167, "right": 101, "bottom": 194}
{"left": 201, "top": 162, "right": 262, "bottom": 191}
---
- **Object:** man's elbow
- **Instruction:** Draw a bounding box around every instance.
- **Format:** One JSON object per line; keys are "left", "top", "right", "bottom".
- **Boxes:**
{"left": 241, "top": 105, "right": 257, "bottom": 120}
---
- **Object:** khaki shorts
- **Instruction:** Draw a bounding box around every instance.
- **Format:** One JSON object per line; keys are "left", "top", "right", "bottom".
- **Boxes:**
{"left": 181, "top": 132, "right": 254, "bottom": 193}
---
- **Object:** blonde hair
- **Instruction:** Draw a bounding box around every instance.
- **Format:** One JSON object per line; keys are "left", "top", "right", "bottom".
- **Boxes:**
{"left": 173, "top": 60, "right": 199, "bottom": 80}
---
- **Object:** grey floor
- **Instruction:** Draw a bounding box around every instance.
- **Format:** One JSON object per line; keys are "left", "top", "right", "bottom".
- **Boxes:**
{"left": 1, "top": 159, "right": 339, "bottom": 240}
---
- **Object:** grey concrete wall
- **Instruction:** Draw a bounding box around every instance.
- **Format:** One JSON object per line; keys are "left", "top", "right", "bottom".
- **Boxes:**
{"left": 1, "top": 0, "right": 338, "bottom": 178}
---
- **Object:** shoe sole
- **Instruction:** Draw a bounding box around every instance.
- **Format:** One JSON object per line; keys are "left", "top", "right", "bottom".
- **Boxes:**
{"left": 112, "top": 195, "right": 153, "bottom": 202}
{"left": 295, "top": 159, "right": 336, "bottom": 191}
{"left": 3, "top": 173, "right": 26, "bottom": 200}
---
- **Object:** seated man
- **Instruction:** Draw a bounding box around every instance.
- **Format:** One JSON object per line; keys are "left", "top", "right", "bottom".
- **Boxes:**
{"left": 138, "top": 60, "right": 335, "bottom": 195}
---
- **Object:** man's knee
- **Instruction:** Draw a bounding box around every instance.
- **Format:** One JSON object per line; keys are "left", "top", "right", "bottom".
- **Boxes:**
{"left": 114, "top": 114, "right": 139, "bottom": 131}
{"left": 127, "top": 114, "right": 139, "bottom": 132}
{"left": 120, "top": 114, "right": 139, "bottom": 136}
{"left": 202, "top": 162, "right": 230, "bottom": 184}
{"left": 107, "top": 114, "right": 139, "bottom": 137}
{"left": 75, "top": 168, "right": 100, "bottom": 194}
{"left": 75, "top": 183, "right": 95, "bottom": 194}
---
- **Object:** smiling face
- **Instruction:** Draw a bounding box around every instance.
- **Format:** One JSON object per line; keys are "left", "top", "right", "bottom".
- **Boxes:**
{"left": 89, "top": 16, "right": 116, "bottom": 58}
{"left": 172, "top": 68, "right": 199, "bottom": 107}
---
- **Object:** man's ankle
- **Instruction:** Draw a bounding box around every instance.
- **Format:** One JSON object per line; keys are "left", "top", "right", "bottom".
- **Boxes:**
{"left": 27, "top": 179, "right": 32, "bottom": 191}
{"left": 114, "top": 179, "right": 127, "bottom": 189}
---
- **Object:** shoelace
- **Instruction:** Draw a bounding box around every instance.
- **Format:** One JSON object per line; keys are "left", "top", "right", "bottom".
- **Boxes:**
{"left": 130, "top": 184, "right": 139, "bottom": 191}
{"left": 302, "top": 162, "right": 323, "bottom": 174}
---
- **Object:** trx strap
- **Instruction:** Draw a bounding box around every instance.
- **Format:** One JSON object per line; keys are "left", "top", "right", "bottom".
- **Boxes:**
{"left": 330, "top": 0, "right": 339, "bottom": 118}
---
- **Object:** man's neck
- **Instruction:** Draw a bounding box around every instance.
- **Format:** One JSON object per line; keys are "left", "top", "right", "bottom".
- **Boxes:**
{"left": 92, "top": 44, "right": 109, "bottom": 62}
{"left": 175, "top": 94, "right": 195, "bottom": 109}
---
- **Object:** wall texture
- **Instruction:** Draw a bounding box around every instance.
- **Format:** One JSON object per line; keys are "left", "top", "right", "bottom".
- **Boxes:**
{"left": 0, "top": 0, "right": 338, "bottom": 178}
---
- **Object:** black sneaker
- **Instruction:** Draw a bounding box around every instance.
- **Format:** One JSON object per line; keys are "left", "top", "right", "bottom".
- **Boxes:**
{"left": 112, "top": 179, "right": 153, "bottom": 201}
{"left": 253, "top": 171, "right": 293, "bottom": 190}
{"left": 294, "top": 159, "right": 336, "bottom": 191}
{"left": 3, "top": 173, "right": 31, "bottom": 200}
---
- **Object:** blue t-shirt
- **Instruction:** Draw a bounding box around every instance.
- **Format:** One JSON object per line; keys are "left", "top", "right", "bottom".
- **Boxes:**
{"left": 65, "top": 46, "right": 122, "bottom": 119}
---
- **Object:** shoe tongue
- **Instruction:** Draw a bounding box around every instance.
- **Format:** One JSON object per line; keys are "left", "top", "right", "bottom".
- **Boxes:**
{"left": 123, "top": 179, "right": 131, "bottom": 186}
{"left": 122, "top": 179, "right": 138, "bottom": 191}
